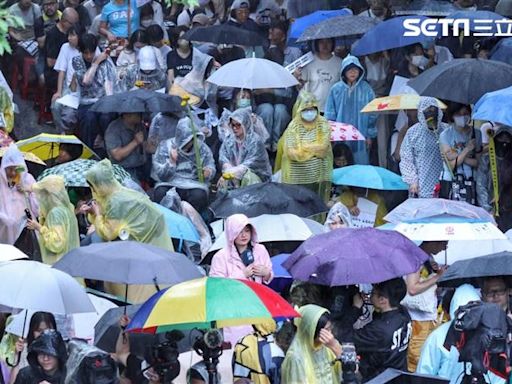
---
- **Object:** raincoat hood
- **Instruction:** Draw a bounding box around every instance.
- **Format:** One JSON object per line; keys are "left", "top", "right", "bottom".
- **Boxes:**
{"left": 229, "top": 108, "right": 254, "bottom": 140}
{"left": 494, "top": 125, "right": 512, "bottom": 139}
{"left": 449, "top": 284, "right": 481, "bottom": 319}
{"left": 417, "top": 96, "right": 444, "bottom": 132}
{"left": 224, "top": 213, "right": 259, "bottom": 247}
{"left": 341, "top": 55, "right": 365, "bottom": 87}
{"left": 295, "top": 304, "right": 329, "bottom": 350}
{"left": 65, "top": 340, "right": 117, "bottom": 384}
{"left": 292, "top": 91, "right": 320, "bottom": 116}
{"left": 27, "top": 330, "right": 67, "bottom": 372}
{"left": 174, "top": 117, "right": 205, "bottom": 152}
{"left": 33, "top": 175, "right": 74, "bottom": 218}
{"left": 253, "top": 319, "right": 277, "bottom": 337}
{"left": 85, "top": 159, "right": 123, "bottom": 200}
{"left": 0, "top": 144, "right": 27, "bottom": 182}
{"left": 324, "top": 202, "right": 353, "bottom": 229}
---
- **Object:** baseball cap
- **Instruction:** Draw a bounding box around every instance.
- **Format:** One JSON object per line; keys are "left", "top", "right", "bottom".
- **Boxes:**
{"left": 138, "top": 46, "right": 157, "bottom": 71}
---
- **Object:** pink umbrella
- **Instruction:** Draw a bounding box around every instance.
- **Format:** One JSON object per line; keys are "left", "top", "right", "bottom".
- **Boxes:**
{"left": 328, "top": 121, "right": 365, "bottom": 142}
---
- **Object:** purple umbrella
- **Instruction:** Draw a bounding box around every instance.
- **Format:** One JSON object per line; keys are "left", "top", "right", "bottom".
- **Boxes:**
{"left": 282, "top": 228, "right": 429, "bottom": 286}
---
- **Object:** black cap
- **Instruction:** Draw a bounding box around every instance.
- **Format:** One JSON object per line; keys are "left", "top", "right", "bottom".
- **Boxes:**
{"left": 366, "top": 369, "right": 450, "bottom": 384}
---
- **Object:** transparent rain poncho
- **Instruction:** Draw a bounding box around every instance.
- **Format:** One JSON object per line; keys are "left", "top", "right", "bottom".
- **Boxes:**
{"left": 65, "top": 340, "right": 118, "bottom": 384}
{"left": 32, "top": 175, "right": 80, "bottom": 265}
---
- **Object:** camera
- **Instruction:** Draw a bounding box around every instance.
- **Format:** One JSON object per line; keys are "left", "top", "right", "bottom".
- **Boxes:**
{"left": 193, "top": 329, "right": 229, "bottom": 384}
{"left": 339, "top": 343, "right": 360, "bottom": 384}
{"left": 144, "top": 331, "right": 183, "bottom": 383}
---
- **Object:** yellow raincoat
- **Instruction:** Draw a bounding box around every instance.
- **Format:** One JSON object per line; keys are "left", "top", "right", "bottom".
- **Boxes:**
{"left": 339, "top": 189, "right": 388, "bottom": 227}
{"left": 32, "top": 175, "right": 80, "bottom": 265}
{"left": 279, "top": 92, "right": 333, "bottom": 202}
{"left": 85, "top": 159, "right": 174, "bottom": 303}
{"left": 281, "top": 305, "right": 341, "bottom": 384}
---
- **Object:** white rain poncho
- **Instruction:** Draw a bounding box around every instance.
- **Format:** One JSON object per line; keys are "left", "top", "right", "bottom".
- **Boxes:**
{"left": 65, "top": 340, "right": 117, "bottom": 384}
{"left": 324, "top": 202, "right": 353, "bottom": 229}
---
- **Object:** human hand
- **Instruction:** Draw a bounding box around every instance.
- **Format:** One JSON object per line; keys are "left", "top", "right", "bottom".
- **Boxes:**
{"left": 392, "top": 150, "right": 401, "bottom": 162}
{"left": 134, "top": 131, "right": 144, "bottom": 145}
{"left": 409, "top": 183, "right": 419, "bottom": 195}
{"left": 318, "top": 328, "right": 340, "bottom": 352}
{"left": 466, "top": 138, "right": 476, "bottom": 152}
{"left": 16, "top": 183, "right": 26, "bottom": 193}
{"left": 244, "top": 264, "right": 255, "bottom": 279}
{"left": 89, "top": 200, "right": 100, "bottom": 216}
{"left": 170, "top": 148, "right": 178, "bottom": 163}
{"left": 26, "top": 219, "right": 41, "bottom": 232}
{"left": 78, "top": 203, "right": 91, "bottom": 215}
{"left": 349, "top": 206, "right": 360, "bottom": 216}
{"left": 252, "top": 264, "right": 270, "bottom": 278}
{"left": 353, "top": 293, "right": 364, "bottom": 309}
{"left": 51, "top": 92, "right": 61, "bottom": 103}
{"left": 119, "top": 314, "right": 130, "bottom": 328}
{"left": 94, "top": 51, "right": 109, "bottom": 65}
{"left": 203, "top": 168, "right": 212, "bottom": 179}
{"left": 15, "top": 338, "right": 25, "bottom": 353}
{"left": 106, "top": 32, "right": 117, "bottom": 43}
{"left": 435, "top": 265, "right": 448, "bottom": 276}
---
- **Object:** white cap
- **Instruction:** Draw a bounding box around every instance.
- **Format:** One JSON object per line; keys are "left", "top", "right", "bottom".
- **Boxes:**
{"left": 138, "top": 46, "right": 157, "bottom": 71}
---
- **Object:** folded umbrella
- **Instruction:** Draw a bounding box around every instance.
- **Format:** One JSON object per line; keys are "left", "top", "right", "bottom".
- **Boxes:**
{"left": 329, "top": 121, "right": 365, "bottom": 142}
{"left": 408, "top": 59, "right": 512, "bottom": 104}
{"left": 15, "top": 133, "right": 98, "bottom": 162}
{"left": 208, "top": 214, "right": 327, "bottom": 252}
{"left": 490, "top": 37, "right": 512, "bottom": 65}
{"left": 153, "top": 203, "right": 201, "bottom": 243}
{"left": 297, "top": 15, "right": 378, "bottom": 42}
{"left": 89, "top": 89, "right": 183, "bottom": 114}
{"left": 206, "top": 58, "right": 298, "bottom": 90}
{"left": 283, "top": 228, "right": 429, "bottom": 286}
{"left": 0, "top": 244, "right": 28, "bottom": 262}
{"left": 361, "top": 94, "right": 446, "bottom": 114}
{"left": 393, "top": 0, "right": 458, "bottom": 16}
{"left": 438, "top": 251, "right": 512, "bottom": 288}
{"left": 289, "top": 8, "right": 352, "bottom": 41}
{"left": 183, "top": 24, "right": 266, "bottom": 46}
{"left": 332, "top": 165, "right": 408, "bottom": 190}
{"left": 473, "top": 85, "right": 512, "bottom": 127}
{"left": 209, "top": 182, "right": 328, "bottom": 218}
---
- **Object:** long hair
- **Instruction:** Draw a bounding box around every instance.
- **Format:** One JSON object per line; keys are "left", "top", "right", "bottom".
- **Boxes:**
{"left": 27, "top": 312, "right": 57, "bottom": 346}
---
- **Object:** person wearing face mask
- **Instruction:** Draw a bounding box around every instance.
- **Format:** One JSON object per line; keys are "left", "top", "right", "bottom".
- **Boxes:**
{"left": 280, "top": 92, "right": 333, "bottom": 202}
{"left": 358, "top": 0, "right": 393, "bottom": 20}
{"left": 439, "top": 103, "right": 482, "bottom": 204}
{"left": 116, "top": 29, "right": 150, "bottom": 76}
{"left": 397, "top": 43, "right": 435, "bottom": 79}
{"left": 400, "top": 97, "right": 449, "bottom": 198}
{"left": 166, "top": 26, "right": 194, "bottom": 88}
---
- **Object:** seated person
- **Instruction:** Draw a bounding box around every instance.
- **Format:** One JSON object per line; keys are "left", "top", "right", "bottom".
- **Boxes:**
{"left": 119, "top": 45, "right": 167, "bottom": 91}
{"left": 339, "top": 187, "right": 388, "bottom": 227}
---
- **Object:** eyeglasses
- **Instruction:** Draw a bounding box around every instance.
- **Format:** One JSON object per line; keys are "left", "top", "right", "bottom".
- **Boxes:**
{"left": 483, "top": 289, "right": 507, "bottom": 299}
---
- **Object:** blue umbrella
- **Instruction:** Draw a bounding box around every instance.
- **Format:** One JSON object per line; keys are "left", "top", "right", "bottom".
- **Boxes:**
{"left": 490, "top": 38, "right": 512, "bottom": 65}
{"left": 269, "top": 253, "right": 293, "bottom": 293}
{"left": 153, "top": 203, "right": 200, "bottom": 244}
{"left": 351, "top": 16, "right": 436, "bottom": 56}
{"left": 332, "top": 165, "right": 408, "bottom": 190}
{"left": 473, "top": 86, "right": 512, "bottom": 126}
{"left": 289, "top": 9, "right": 352, "bottom": 41}
{"left": 446, "top": 10, "right": 506, "bottom": 33}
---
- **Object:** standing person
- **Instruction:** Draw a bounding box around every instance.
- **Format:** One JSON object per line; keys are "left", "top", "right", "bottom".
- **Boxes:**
{"left": 99, "top": 0, "right": 140, "bottom": 42}
{"left": 325, "top": 55, "right": 377, "bottom": 165}
{"left": 26, "top": 175, "right": 80, "bottom": 265}
{"left": 295, "top": 38, "right": 342, "bottom": 113}
{"left": 0, "top": 144, "right": 38, "bottom": 245}
{"left": 358, "top": 0, "right": 393, "bottom": 20}
{"left": 280, "top": 92, "right": 333, "bottom": 202}
{"left": 280, "top": 305, "right": 342, "bottom": 383}
{"left": 400, "top": 97, "right": 448, "bottom": 198}
{"left": 166, "top": 26, "right": 193, "bottom": 87}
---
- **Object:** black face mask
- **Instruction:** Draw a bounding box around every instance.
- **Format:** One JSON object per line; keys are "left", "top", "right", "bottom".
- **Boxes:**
{"left": 496, "top": 140, "right": 511, "bottom": 159}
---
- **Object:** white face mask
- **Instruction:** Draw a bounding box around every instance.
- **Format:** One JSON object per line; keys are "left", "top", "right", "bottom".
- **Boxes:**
{"left": 411, "top": 55, "right": 429, "bottom": 69}
{"left": 301, "top": 109, "right": 318, "bottom": 122}
{"left": 141, "top": 19, "right": 152, "bottom": 28}
{"left": 454, "top": 115, "right": 470, "bottom": 128}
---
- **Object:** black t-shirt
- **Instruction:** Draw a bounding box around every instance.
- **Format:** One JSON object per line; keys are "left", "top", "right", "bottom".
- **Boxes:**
{"left": 125, "top": 354, "right": 148, "bottom": 384}
{"left": 166, "top": 49, "right": 193, "bottom": 78}
{"left": 34, "top": 15, "right": 58, "bottom": 39}
{"left": 44, "top": 25, "right": 67, "bottom": 63}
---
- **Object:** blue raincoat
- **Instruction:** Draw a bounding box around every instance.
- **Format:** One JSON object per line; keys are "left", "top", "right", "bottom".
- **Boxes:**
{"left": 417, "top": 284, "right": 506, "bottom": 384}
{"left": 324, "top": 55, "right": 377, "bottom": 165}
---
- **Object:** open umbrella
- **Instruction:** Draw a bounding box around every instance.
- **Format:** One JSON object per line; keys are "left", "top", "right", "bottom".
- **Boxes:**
{"left": 207, "top": 214, "right": 327, "bottom": 252}
{"left": 408, "top": 59, "right": 512, "bottom": 104}
{"left": 297, "top": 15, "right": 378, "bottom": 42}
{"left": 393, "top": 0, "right": 458, "bottom": 16}
{"left": 332, "top": 165, "right": 408, "bottom": 190}
{"left": 446, "top": 10, "right": 507, "bottom": 33}
{"left": 329, "top": 121, "right": 365, "bottom": 142}
{"left": 0, "top": 244, "right": 28, "bottom": 262}
{"left": 432, "top": 238, "right": 512, "bottom": 265}
{"left": 15, "top": 133, "right": 98, "bottom": 162}
{"left": 0, "top": 147, "right": 46, "bottom": 166}
{"left": 473, "top": 85, "right": 512, "bottom": 126}
{"left": 438, "top": 251, "right": 512, "bottom": 288}
{"left": 288, "top": 8, "right": 352, "bottom": 41}
{"left": 384, "top": 198, "right": 496, "bottom": 224}
{"left": 361, "top": 94, "right": 447, "bottom": 114}
{"left": 352, "top": 16, "right": 436, "bottom": 56}
{"left": 206, "top": 58, "right": 298, "bottom": 90}
{"left": 268, "top": 253, "right": 293, "bottom": 294}
{"left": 283, "top": 228, "right": 429, "bottom": 286}
{"left": 153, "top": 203, "right": 201, "bottom": 243}
{"left": 490, "top": 37, "right": 512, "bottom": 65}
{"left": 209, "top": 182, "right": 328, "bottom": 218}
{"left": 37, "top": 159, "right": 131, "bottom": 187}
{"left": 89, "top": 89, "right": 183, "bottom": 114}
{"left": 183, "top": 24, "right": 266, "bottom": 46}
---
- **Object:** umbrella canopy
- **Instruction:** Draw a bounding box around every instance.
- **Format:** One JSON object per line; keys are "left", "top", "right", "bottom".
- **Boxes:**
{"left": 289, "top": 9, "right": 352, "bottom": 41}
{"left": 446, "top": 10, "right": 507, "bottom": 33}
{"left": 208, "top": 214, "right": 327, "bottom": 252}
{"left": 268, "top": 253, "right": 292, "bottom": 294}
{"left": 0, "top": 244, "right": 28, "bottom": 262}
{"left": 432, "top": 239, "right": 512, "bottom": 265}
{"left": 393, "top": 0, "right": 458, "bottom": 16}
{"left": 473, "top": 85, "right": 512, "bottom": 126}
{"left": 0, "top": 260, "right": 94, "bottom": 314}
{"left": 384, "top": 198, "right": 496, "bottom": 224}
{"left": 206, "top": 58, "right": 298, "bottom": 90}
{"left": 153, "top": 203, "right": 201, "bottom": 243}
{"left": 332, "top": 165, "right": 408, "bottom": 190}
{"left": 297, "top": 15, "right": 378, "bottom": 42}
{"left": 408, "top": 59, "right": 512, "bottom": 104}
{"left": 209, "top": 182, "right": 328, "bottom": 218}
{"left": 183, "top": 24, "right": 266, "bottom": 46}
{"left": 53, "top": 241, "right": 203, "bottom": 285}
{"left": 89, "top": 89, "right": 183, "bottom": 114}
{"left": 15, "top": 134, "right": 98, "bottom": 162}
{"left": 37, "top": 159, "right": 131, "bottom": 187}
{"left": 352, "top": 16, "right": 435, "bottom": 56}
{"left": 490, "top": 37, "right": 512, "bottom": 65}
{"left": 438, "top": 251, "right": 512, "bottom": 288}
{"left": 329, "top": 121, "right": 365, "bottom": 141}
{"left": 0, "top": 147, "right": 46, "bottom": 166}
{"left": 283, "top": 228, "right": 429, "bottom": 286}
{"left": 126, "top": 277, "right": 300, "bottom": 333}
{"left": 361, "top": 94, "right": 447, "bottom": 114}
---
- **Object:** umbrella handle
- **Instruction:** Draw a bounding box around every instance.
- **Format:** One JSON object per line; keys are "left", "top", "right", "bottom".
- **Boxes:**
{"left": 6, "top": 352, "right": 20, "bottom": 368}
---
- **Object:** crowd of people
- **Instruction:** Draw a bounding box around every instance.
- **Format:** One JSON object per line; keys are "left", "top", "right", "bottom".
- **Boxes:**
{"left": 1, "top": 0, "right": 512, "bottom": 382}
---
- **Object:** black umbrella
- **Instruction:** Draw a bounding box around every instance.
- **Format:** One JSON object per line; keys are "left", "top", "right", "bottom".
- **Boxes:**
{"left": 209, "top": 182, "right": 328, "bottom": 218}
{"left": 438, "top": 251, "right": 512, "bottom": 288}
{"left": 89, "top": 89, "right": 183, "bottom": 114}
{"left": 297, "top": 16, "right": 378, "bottom": 42}
{"left": 408, "top": 59, "right": 512, "bottom": 104}
{"left": 94, "top": 305, "right": 193, "bottom": 357}
{"left": 182, "top": 24, "right": 266, "bottom": 46}
{"left": 366, "top": 368, "right": 449, "bottom": 383}
{"left": 393, "top": 0, "right": 458, "bottom": 16}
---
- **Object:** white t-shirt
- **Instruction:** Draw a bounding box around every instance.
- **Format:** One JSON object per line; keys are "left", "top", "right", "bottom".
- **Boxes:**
{"left": 301, "top": 54, "right": 342, "bottom": 112}
{"left": 54, "top": 42, "right": 80, "bottom": 90}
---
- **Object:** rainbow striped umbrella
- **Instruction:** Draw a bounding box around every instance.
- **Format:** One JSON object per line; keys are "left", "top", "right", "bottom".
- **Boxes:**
{"left": 127, "top": 277, "right": 299, "bottom": 333}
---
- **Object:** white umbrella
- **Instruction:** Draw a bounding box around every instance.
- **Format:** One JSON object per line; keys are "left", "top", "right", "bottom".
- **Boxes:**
{"left": 208, "top": 213, "right": 327, "bottom": 253}
{"left": 0, "top": 260, "right": 95, "bottom": 314}
{"left": 432, "top": 239, "right": 512, "bottom": 265}
{"left": 0, "top": 244, "right": 28, "bottom": 262}
{"left": 206, "top": 58, "right": 299, "bottom": 89}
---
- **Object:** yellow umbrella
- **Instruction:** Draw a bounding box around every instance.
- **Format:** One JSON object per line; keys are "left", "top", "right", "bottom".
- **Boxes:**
{"left": 15, "top": 133, "right": 98, "bottom": 162}
{"left": 361, "top": 94, "right": 447, "bottom": 114}
{"left": 0, "top": 147, "right": 46, "bottom": 166}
